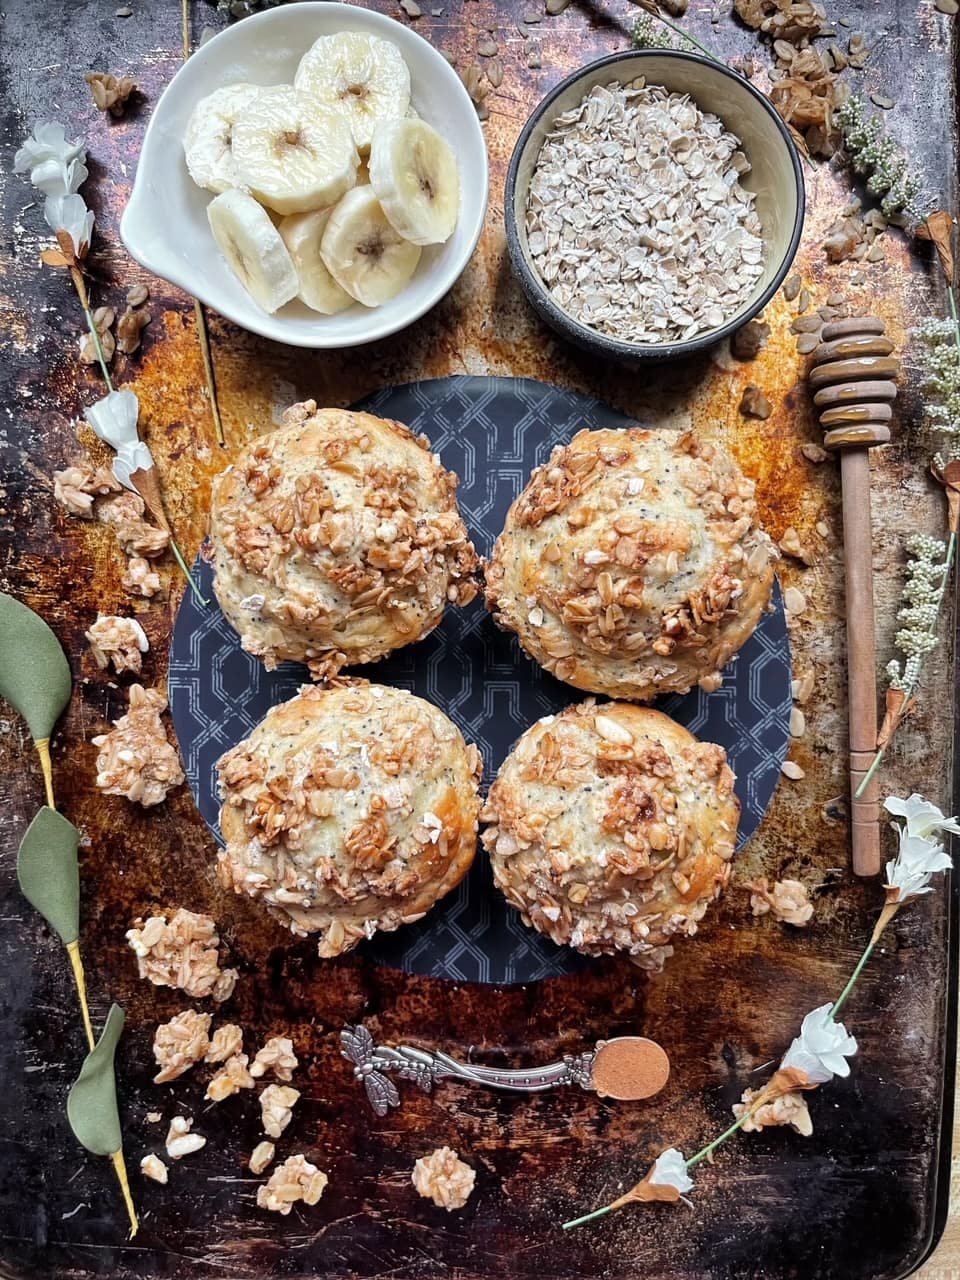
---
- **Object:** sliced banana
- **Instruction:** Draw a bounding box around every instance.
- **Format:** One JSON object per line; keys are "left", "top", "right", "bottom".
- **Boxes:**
{"left": 295, "top": 32, "right": 411, "bottom": 154}
{"left": 230, "top": 85, "right": 358, "bottom": 215}
{"left": 279, "top": 209, "right": 354, "bottom": 315}
{"left": 369, "top": 118, "right": 460, "bottom": 246}
{"left": 183, "top": 82, "right": 262, "bottom": 193}
{"left": 207, "top": 189, "right": 299, "bottom": 314}
{"left": 320, "top": 186, "right": 422, "bottom": 307}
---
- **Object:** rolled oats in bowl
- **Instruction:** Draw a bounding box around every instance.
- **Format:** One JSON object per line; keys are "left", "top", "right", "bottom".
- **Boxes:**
{"left": 524, "top": 78, "right": 765, "bottom": 346}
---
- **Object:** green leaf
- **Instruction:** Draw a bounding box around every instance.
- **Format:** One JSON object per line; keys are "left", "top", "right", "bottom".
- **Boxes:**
{"left": 17, "top": 806, "right": 80, "bottom": 946}
{"left": 67, "top": 1004, "right": 125, "bottom": 1156}
{"left": 0, "top": 593, "right": 72, "bottom": 741}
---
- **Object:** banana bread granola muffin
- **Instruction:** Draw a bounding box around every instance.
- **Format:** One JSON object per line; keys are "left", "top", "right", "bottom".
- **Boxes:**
{"left": 217, "top": 681, "right": 483, "bottom": 958}
{"left": 481, "top": 700, "right": 739, "bottom": 971}
{"left": 484, "top": 427, "right": 777, "bottom": 701}
{"left": 211, "top": 402, "right": 479, "bottom": 679}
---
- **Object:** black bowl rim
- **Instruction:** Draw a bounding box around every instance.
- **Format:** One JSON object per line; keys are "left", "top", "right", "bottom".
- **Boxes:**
{"left": 504, "top": 48, "right": 806, "bottom": 361}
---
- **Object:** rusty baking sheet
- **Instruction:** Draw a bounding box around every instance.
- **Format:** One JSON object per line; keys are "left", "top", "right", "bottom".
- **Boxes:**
{"left": 0, "top": 1, "right": 957, "bottom": 1278}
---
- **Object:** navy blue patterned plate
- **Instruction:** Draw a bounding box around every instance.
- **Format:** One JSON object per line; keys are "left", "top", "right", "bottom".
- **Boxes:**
{"left": 169, "top": 376, "right": 791, "bottom": 984}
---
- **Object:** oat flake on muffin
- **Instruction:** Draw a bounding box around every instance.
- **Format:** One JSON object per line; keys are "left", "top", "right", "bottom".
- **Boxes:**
{"left": 482, "top": 701, "right": 740, "bottom": 971}
{"left": 485, "top": 426, "right": 777, "bottom": 701}
{"left": 217, "top": 680, "right": 483, "bottom": 958}
{"left": 210, "top": 402, "right": 479, "bottom": 680}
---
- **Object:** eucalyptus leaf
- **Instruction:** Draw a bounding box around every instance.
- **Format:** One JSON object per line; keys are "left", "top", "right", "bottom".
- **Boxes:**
{"left": 0, "top": 593, "right": 72, "bottom": 741}
{"left": 17, "top": 806, "right": 80, "bottom": 946}
{"left": 67, "top": 1004, "right": 125, "bottom": 1156}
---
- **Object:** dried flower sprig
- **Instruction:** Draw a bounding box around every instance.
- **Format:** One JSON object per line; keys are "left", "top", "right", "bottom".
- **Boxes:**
{"left": 832, "top": 97, "right": 959, "bottom": 786}
{"left": 630, "top": 1, "right": 721, "bottom": 61}
{"left": 14, "top": 121, "right": 207, "bottom": 606}
{"left": 562, "top": 791, "right": 953, "bottom": 1231}
{"left": 835, "top": 96, "right": 924, "bottom": 219}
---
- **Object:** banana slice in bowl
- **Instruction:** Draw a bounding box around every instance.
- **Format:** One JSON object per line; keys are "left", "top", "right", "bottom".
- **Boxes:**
{"left": 183, "top": 82, "right": 262, "bottom": 194}
{"left": 369, "top": 118, "right": 460, "bottom": 246}
{"left": 295, "top": 31, "right": 411, "bottom": 154}
{"left": 321, "top": 186, "right": 422, "bottom": 308}
{"left": 279, "top": 209, "right": 354, "bottom": 314}
{"left": 207, "top": 189, "right": 299, "bottom": 314}
{"left": 231, "top": 85, "right": 358, "bottom": 215}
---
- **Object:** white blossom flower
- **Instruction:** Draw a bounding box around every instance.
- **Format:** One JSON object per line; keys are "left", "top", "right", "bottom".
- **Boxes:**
{"left": 14, "top": 121, "right": 85, "bottom": 178}
{"left": 885, "top": 830, "right": 953, "bottom": 902}
{"left": 86, "top": 390, "right": 154, "bottom": 493}
{"left": 647, "top": 1148, "right": 693, "bottom": 1195}
{"left": 44, "top": 193, "right": 94, "bottom": 258}
{"left": 780, "top": 1004, "right": 858, "bottom": 1085}
{"left": 884, "top": 793, "right": 960, "bottom": 840}
{"left": 30, "top": 155, "right": 88, "bottom": 198}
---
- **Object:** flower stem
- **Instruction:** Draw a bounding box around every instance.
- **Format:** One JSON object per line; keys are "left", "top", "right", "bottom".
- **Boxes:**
{"left": 855, "top": 528, "right": 957, "bottom": 797}
{"left": 830, "top": 898, "right": 901, "bottom": 1019}
{"left": 562, "top": 1204, "right": 616, "bottom": 1231}
{"left": 168, "top": 534, "right": 208, "bottom": 608}
{"left": 70, "top": 266, "right": 114, "bottom": 391}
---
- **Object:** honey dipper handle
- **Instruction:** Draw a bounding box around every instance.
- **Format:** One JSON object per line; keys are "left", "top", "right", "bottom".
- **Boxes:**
{"left": 840, "top": 449, "right": 882, "bottom": 876}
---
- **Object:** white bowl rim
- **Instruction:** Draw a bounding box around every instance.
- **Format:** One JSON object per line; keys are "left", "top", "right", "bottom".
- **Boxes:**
{"left": 120, "top": 1, "right": 489, "bottom": 349}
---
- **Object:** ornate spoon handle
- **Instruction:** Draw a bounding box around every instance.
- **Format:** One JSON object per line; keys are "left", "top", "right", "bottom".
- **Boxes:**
{"left": 340, "top": 1025, "right": 667, "bottom": 1117}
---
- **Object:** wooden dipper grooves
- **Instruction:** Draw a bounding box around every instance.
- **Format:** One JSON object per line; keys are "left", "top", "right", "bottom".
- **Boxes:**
{"left": 808, "top": 314, "right": 901, "bottom": 877}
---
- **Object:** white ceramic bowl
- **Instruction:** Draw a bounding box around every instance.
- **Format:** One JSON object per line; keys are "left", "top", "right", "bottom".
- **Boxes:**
{"left": 120, "top": 2, "right": 489, "bottom": 348}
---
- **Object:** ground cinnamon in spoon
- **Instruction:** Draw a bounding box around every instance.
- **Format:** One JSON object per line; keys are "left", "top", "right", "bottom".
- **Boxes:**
{"left": 591, "top": 1037, "right": 670, "bottom": 1101}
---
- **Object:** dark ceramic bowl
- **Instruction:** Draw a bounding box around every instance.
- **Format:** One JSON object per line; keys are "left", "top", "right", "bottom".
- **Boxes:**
{"left": 504, "top": 50, "right": 805, "bottom": 363}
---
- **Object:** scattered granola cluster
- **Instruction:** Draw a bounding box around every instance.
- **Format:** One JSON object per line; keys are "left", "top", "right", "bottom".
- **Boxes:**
{"left": 483, "top": 701, "right": 740, "bottom": 971}
{"left": 152, "top": 1009, "right": 212, "bottom": 1083}
{"left": 411, "top": 1147, "right": 476, "bottom": 1211}
{"left": 217, "top": 682, "right": 482, "bottom": 959}
{"left": 53, "top": 457, "right": 168, "bottom": 598}
{"left": 525, "top": 80, "right": 763, "bottom": 346}
{"left": 85, "top": 613, "right": 149, "bottom": 675}
{"left": 210, "top": 404, "right": 479, "bottom": 680}
{"left": 206, "top": 1053, "right": 255, "bottom": 1101}
{"left": 256, "top": 1155, "right": 328, "bottom": 1215}
{"left": 93, "top": 684, "right": 185, "bottom": 807}
{"left": 734, "top": 1085, "right": 813, "bottom": 1136}
{"left": 260, "top": 1084, "right": 301, "bottom": 1139}
{"left": 485, "top": 427, "right": 778, "bottom": 701}
{"left": 126, "top": 907, "right": 237, "bottom": 1000}
{"left": 748, "top": 876, "right": 814, "bottom": 927}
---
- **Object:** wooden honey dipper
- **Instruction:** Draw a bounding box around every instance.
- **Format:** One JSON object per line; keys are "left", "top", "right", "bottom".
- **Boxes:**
{"left": 809, "top": 316, "right": 900, "bottom": 877}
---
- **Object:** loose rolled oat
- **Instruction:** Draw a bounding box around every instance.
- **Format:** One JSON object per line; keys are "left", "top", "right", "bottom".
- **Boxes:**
{"left": 249, "top": 1141, "right": 276, "bottom": 1175}
{"left": 165, "top": 1115, "right": 206, "bottom": 1160}
{"left": 140, "top": 1153, "right": 169, "bottom": 1183}
{"left": 525, "top": 79, "right": 764, "bottom": 346}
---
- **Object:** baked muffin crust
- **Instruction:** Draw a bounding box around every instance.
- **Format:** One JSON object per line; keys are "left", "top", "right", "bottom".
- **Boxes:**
{"left": 211, "top": 402, "right": 479, "bottom": 679}
{"left": 217, "top": 681, "right": 483, "bottom": 957}
{"left": 481, "top": 700, "right": 739, "bottom": 971}
{"left": 484, "top": 427, "right": 777, "bottom": 700}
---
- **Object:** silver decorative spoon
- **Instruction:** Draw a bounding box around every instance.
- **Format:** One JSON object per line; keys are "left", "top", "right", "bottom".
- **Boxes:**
{"left": 341, "top": 1025, "right": 670, "bottom": 1116}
